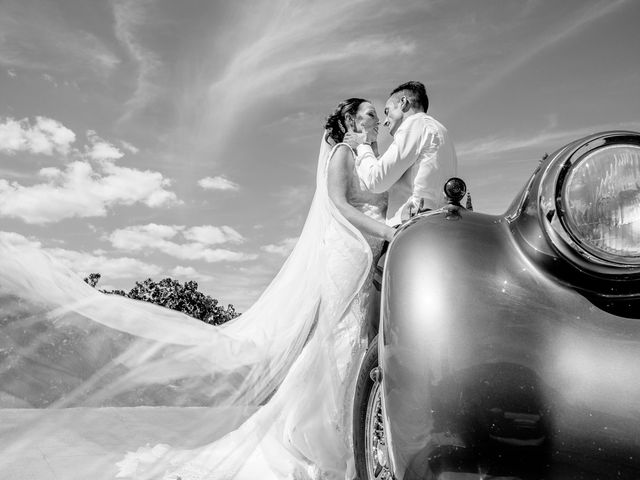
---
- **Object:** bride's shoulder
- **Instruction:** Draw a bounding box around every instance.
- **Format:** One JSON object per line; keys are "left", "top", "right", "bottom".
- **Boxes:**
{"left": 329, "top": 143, "right": 356, "bottom": 167}
{"left": 326, "top": 143, "right": 356, "bottom": 176}
{"left": 331, "top": 142, "right": 355, "bottom": 158}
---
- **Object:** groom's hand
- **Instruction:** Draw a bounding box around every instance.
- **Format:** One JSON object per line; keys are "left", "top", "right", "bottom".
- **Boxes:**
{"left": 343, "top": 132, "right": 366, "bottom": 149}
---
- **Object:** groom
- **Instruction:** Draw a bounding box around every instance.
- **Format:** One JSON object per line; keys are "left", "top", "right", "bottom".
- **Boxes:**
{"left": 346, "top": 81, "right": 458, "bottom": 226}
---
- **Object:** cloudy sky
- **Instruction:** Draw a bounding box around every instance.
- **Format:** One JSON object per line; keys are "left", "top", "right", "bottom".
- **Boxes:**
{"left": 1, "top": 0, "right": 639, "bottom": 310}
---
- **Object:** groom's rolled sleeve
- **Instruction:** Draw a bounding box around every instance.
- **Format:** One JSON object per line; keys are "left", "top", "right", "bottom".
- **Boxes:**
{"left": 355, "top": 127, "right": 420, "bottom": 194}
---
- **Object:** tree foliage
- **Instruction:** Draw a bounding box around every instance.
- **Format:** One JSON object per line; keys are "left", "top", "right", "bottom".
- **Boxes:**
{"left": 83, "top": 273, "right": 101, "bottom": 288}
{"left": 84, "top": 274, "right": 239, "bottom": 325}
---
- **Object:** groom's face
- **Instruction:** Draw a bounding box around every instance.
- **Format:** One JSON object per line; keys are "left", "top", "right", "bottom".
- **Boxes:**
{"left": 383, "top": 95, "right": 404, "bottom": 136}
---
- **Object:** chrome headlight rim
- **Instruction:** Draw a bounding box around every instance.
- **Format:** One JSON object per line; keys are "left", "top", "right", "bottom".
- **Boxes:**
{"left": 538, "top": 131, "right": 640, "bottom": 274}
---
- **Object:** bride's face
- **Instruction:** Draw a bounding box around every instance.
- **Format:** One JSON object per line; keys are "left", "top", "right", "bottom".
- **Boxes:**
{"left": 349, "top": 102, "right": 379, "bottom": 137}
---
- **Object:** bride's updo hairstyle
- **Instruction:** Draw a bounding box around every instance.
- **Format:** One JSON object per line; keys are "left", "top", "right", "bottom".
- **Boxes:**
{"left": 324, "top": 97, "right": 369, "bottom": 144}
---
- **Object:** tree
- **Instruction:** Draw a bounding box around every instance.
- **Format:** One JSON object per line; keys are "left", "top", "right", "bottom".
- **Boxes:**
{"left": 83, "top": 273, "right": 101, "bottom": 288}
{"left": 84, "top": 274, "right": 239, "bottom": 325}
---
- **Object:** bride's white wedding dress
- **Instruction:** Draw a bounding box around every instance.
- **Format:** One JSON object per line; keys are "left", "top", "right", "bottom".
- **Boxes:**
{"left": 0, "top": 138, "right": 386, "bottom": 479}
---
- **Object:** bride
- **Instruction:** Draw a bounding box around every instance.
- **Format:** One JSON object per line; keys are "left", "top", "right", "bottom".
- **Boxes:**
{"left": 0, "top": 97, "right": 394, "bottom": 479}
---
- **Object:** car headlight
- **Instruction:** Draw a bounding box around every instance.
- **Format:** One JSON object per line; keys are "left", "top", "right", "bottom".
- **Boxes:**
{"left": 540, "top": 132, "right": 640, "bottom": 271}
{"left": 562, "top": 144, "right": 640, "bottom": 263}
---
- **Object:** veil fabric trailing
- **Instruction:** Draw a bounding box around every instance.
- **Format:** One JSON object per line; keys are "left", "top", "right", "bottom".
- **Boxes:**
{"left": 0, "top": 134, "right": 375, "bottom": 478}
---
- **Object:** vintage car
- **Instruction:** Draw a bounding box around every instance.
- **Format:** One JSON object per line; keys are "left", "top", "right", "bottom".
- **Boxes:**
{"left": 353, "top": 131, "right": 640, "bottom": 480}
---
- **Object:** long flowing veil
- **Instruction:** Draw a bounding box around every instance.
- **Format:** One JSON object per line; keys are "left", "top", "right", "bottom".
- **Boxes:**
{"left": 0, "top": 134, "right": 373, "bottom": 478}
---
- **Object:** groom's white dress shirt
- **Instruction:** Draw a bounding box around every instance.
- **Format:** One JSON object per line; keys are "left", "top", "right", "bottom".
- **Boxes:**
{"left": 355, "top": 112, "right": 458, "bottom": 226}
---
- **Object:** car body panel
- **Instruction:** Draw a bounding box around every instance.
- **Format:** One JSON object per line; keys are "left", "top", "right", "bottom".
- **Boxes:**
{"left": 378, "top": 131, "right": 640, "bottom": 479}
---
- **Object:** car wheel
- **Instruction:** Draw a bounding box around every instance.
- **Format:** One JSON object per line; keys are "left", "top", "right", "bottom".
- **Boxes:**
{"left": 353, "top": 335, "right": 394, "bottom": 480}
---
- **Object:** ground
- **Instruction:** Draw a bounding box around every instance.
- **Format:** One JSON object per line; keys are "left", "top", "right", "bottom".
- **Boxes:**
{"left": 0, "top": 407, "right": 240, "bottom": 480}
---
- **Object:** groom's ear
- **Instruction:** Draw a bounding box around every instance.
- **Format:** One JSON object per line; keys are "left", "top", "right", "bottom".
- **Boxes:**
{"left": 400, "top": 95, "right": 410, "bottom": 112}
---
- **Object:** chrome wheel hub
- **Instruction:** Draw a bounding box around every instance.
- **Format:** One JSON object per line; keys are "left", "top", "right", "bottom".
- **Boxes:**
{"left": 365, "top": 378, "right": 392, "bottom": 480}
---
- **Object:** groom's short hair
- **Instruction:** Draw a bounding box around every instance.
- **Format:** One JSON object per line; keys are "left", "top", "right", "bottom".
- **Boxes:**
{"left": 390, "top": 81, "right": 429, "bottom": 112}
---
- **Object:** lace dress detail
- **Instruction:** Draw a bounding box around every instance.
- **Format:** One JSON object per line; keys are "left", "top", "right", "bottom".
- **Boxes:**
{"left": 281, "top": 150, "right": 387, "bottom": 480}
{"left": 331, "top": 154, "right": 387, "bottom": 474}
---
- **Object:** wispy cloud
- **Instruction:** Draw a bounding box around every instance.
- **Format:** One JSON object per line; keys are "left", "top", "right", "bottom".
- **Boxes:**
{"left": 261, "top": 236, "right": 298, "bottom": 256}
{"left": 183, "top": 225, "right": 244, "bottom": 245}
{"left": 198, "top": 176, "right": 240, "bottom": 191}
{"left": 85, "top": 130, "right": 124, "bottom": 161}
{"left": 270, "top": 184, "right": 316, "bottom": 229}
{"left": 202, "top": 1, "right": 417, "bottom": 149}
{"left": 0, "top": 231, "right": 162, "bottom": 280}
{"left": 120, "top": 140, "right": 139, "bottom": 154}
{"left": 112, "top": 0, "right": 162, "bottom": 121}
{"left": 274, "top": 185, "right": 315, "bottom": 209}
{"left": 0, "top": 0, "right": 119, "bottom": 76}
{"left": 0, "top": 231, "right": 41, "bottom": 249}
{"left": 458, "top": 121, "right": 640, "bottom": 160}
{"left": 170, "top": 265, "right": 213, "bottom": 283}
{"left": 451, "top": 0, "right": 631, "bottom": 112}
{"left": 48, "top": 247, "right": 163, "bottom": 280}
{"left": 209, "top": 262, "right": 285, "bottom": 310}
{"left": 42, "top": 73, "right": 58, "bottom": 87}
{"left": 109, "top": 223, "right": 255, "bottom": 263}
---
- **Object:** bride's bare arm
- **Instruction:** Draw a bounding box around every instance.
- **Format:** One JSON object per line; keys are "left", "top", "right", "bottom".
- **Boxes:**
{"left": 327, "top": 145, "right": 395, "bottom": 242}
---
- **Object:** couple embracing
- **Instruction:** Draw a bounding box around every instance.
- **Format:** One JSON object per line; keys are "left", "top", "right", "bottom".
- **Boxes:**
{"left": 114, "top": 81, "right": 457, "bottom": 479}
{"left": 0, "top": 82, "right": 456, "bottom": 480}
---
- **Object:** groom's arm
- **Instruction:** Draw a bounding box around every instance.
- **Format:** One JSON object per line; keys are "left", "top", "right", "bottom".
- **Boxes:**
{"left": 355, "top": 126, "right": 421, "bottom": 194}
